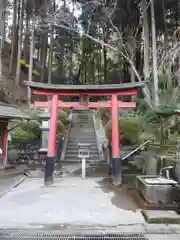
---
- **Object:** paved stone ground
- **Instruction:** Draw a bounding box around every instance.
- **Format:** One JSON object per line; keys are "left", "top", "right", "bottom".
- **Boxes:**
{"left": 145, "top": 235, "right": 180, "bottom": 240}
{"left": 0, "top": 175, "right": 24, "bottom": 194}
{"left": 0, "top": 174, "right": 180, "bottom": 238}
{"left": 0, "top": 177, "right": 144, "bottom": 228}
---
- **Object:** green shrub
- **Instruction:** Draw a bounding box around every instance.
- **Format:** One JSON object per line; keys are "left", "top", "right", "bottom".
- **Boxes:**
{"left": 139, "top": 131, "right": 156, "bottom": 142}
{"left": 11, "top": 126, "right": 38, "bottom": 140}
{"left": 105, "top": 117, "right": 140, "bottom": 145}
{"left": 98, "top": 108, "right": 111, "bottom": 126}
{"left": 57, "top": 120, "right": 66, "bottom": 134}
{"left": 11, "top": 109, "right": 69, "bottom": 140}
{"left": 59, "top": 110, "right": 69, "bottom": 125}
{"left": 59, "top": 109, "right": 68, "bottom": 119}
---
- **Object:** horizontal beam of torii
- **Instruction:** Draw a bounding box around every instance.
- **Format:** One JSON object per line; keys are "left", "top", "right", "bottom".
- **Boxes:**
{"left": 34, "top": 100, "right": 136, "bottom": 108}
{"left": 31, "top": 89, "right": 138, "bottom": 97}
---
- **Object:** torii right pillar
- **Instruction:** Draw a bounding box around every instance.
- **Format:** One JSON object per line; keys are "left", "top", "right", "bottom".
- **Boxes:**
{"left": 111, "top": 94, "right": 121, "bottom": 186}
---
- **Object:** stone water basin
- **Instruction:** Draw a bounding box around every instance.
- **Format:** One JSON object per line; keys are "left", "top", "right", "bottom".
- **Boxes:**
{"left": 136, "top": 175, "right": 177, "bottom": 204}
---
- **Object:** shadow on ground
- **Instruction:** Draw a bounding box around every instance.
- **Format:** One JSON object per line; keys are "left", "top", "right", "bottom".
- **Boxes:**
{"left": 97, "top": 177, "right": 139, "bottom": 212}
{"left": 71, "top": 164, "right": 140, "bottom": 212}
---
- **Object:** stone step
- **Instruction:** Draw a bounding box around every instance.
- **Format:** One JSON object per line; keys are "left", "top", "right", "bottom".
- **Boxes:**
{"left": 68, "top": 140, "right": 97, "bottom": 143}
{"left": 66, "top": 149, "right": 99, "bottom": 155}
{"left": 67, "top": 140, "right": 97, "bottom": 143}
{"left": 63, "top": 158, "right": 101, "bottom": 162}
{"left": 71, "top": 121, "right": 93, "bottom": 123}
{"left": 70, "top": 128, "right": 95, "bottom": 130}
{"left": 69, "top": 132, "right": 95, "bottom": 136}
{"left": 66, "top": 145, "right": 98, "bottom": 152}
{"left": 65, "top": 154, "right": 99, "bottom": 159}
{"left": 62, "top": 161, "right": 105, "bottom": 165}
{"left": 73, "top": 113, "right": 93, "bottom": 115}
{"left": 68, "top": 139, "right": 97, "bottom": 142}
{"left": 70, "top": 128, "right": 95, "bottom": 131}
{"left": 69, "top": 132, "right": 96, "bottom": 137}
{"left": 72, "top": 116, "right": 93, "bottom": 118}
{"left": 72, "top": 119, "right": 93, "bottom": 121}
{"left": 71, "top": 125, "right": 94, "bottom": 128}
{"left": 67, "top": 142, "right": 97, "bottom": 145}
{"left": 67, "top": 143, "right": 97, "bottom": 147}
{"left": 68, "top": 137, "right": 96, "bottom": 140}
{"left": 69, "top": 133, "right": 95, "bottom": 135}
{"left": 69, "top": 133, "right": 95, "bottom": 137}
{"left": 72, "top": 121, "right": 93, "bottom": 123}
{"left": 142, "top": 210, "right": 180, "bottom": 224}
{"left": 73, "top": 112, "right": 93, "bottom": 114}
{"left": 72, "top": 117, "right": 93, "bottom": 119}
{"left": 66, "top": 149, "right": 99, "bottom": 154}
{"left": 72, "top": 122, "right": 93, "bottom": 124}
{"left": 68, "top": 136, "right": 96, "bottom": 139}
{"left": 67, "top": 146, "right": 98, "bottom": 150}
{"left": 71, "top": 127, "right": 94, "bottom": 129}
{"left": 65, "top": 150, "right": 99, "bottom": 155}
{"left": 71, "top": 126, "right": 94, "bottom": 128}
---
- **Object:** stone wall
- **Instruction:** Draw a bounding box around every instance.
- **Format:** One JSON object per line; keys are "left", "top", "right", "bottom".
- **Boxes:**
{"left": 134, "top": 150, "right": 179, "bottom": 175}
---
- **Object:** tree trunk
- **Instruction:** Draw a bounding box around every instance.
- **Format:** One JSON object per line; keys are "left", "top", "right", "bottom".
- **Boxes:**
{"left": 0, "top": 0, "right": 6, "bottom": 48}
{"left": 40, "top": 34, "right": 48, "bottom": 82}
{"left": 151, "top": 0, "right": 159, "bottom": 106}
{"left": 128, "top": 35, "right": 136, "bottom": 83}
{"left": 68, "top": 0, "right": 75, "bottom": 82}
{"left": 48, "top": 0, "right": 56, "bottom": 84}
{"left": 0, "top": 0, "right": 6, "bottom": 77}
{"left": 9, "top": 0, "right": 19, "bottom": 75}
{"left": 48, "top": 29, "right": 53, "bottom": 84}
{"left": 141, "top": 0, "right": 150, "bottom": 81}
{"left": 176, "top": 0, "right": 180, "bottom": 84}
{"left": 28, "top": 8, "right": 35, "bottom": 105}
{"left": 103, "top": 44, "right": 107, "bottom": 83}
{"left": 15, "top": 0, "right": 25, "bottom": 86}
{"left": 24, "top": 1, "right": 30, "bottom": 63}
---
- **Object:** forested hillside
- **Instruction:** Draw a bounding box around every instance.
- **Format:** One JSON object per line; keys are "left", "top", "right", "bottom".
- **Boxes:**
{"left": 0, "top": 0, "right": 179, "bottom": 105}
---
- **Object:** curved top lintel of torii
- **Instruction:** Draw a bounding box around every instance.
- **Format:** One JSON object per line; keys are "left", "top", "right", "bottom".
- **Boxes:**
{"left": 24, "top": 81, "right": 148, "bottom": 92}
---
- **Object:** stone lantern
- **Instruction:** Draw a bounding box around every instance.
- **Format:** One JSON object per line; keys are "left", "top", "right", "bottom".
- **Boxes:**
{"left": 38, "top": 109, "right": 50, "bottom": 155}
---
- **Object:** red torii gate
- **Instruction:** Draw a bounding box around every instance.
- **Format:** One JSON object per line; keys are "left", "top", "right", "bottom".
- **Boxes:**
{"left": 25, "top": 81, "right": 146, "bottom": 186}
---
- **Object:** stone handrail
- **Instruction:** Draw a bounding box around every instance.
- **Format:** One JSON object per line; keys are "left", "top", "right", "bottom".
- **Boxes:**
{"left": 122, "top": 140, "right": 150, "bottom": 161}
{"left": 93, "top": 110, "right": 108, "bottom": 157}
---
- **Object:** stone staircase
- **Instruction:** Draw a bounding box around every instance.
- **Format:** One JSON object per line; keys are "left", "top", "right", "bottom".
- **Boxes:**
{"left": 64, "top": 109, "right": 101, "bottom": 163}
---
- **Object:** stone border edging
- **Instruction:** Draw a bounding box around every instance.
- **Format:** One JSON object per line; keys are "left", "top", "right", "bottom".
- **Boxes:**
{"left": 0, "top": 175, "right": 27, "bottom": 198}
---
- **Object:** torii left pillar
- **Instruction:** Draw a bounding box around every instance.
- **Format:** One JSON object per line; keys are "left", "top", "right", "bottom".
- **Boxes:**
{"left": 45, "top": 94, "right": 58, "bottom": 186}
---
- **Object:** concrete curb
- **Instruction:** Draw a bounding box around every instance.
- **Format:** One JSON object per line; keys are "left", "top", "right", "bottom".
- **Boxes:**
{"left": 0, "top": 175, "right": 27, "bottom": 198}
